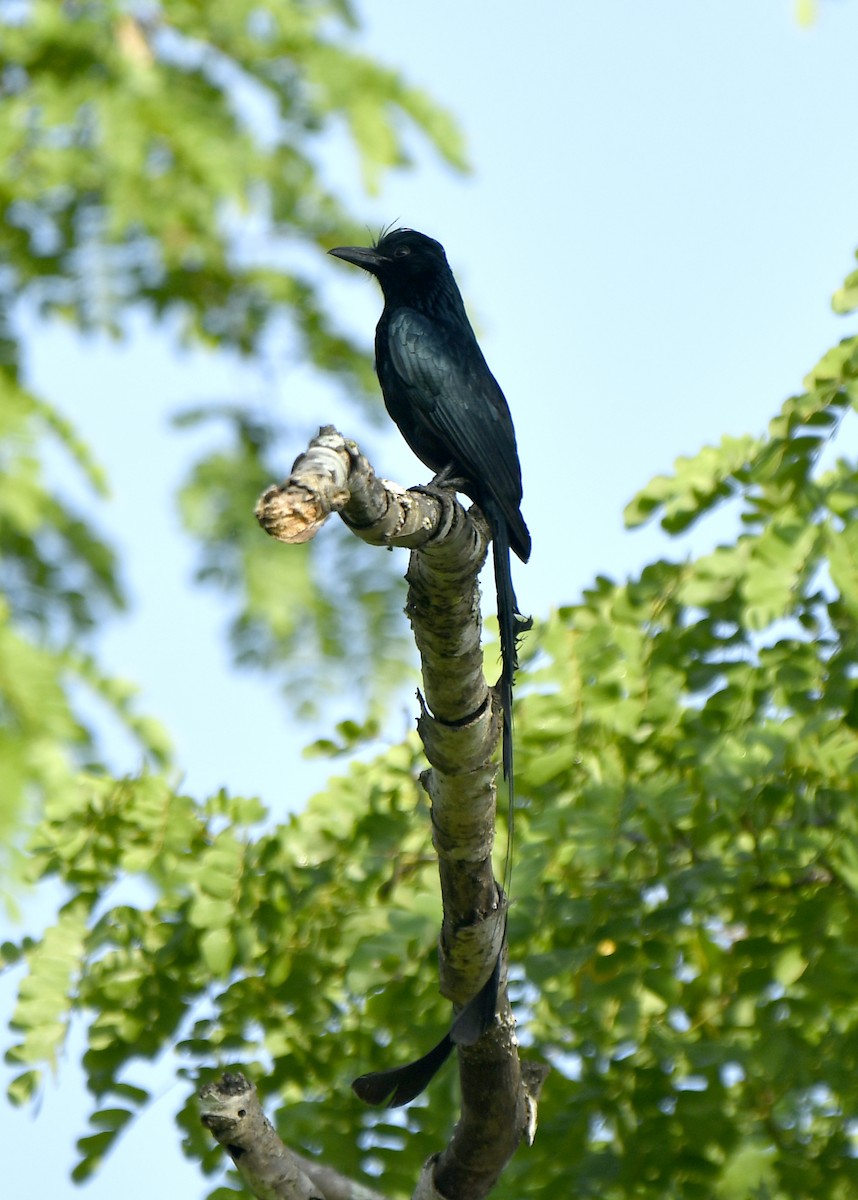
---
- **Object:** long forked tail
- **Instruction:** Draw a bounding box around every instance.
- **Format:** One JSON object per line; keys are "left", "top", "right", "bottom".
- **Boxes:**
{"left": 351, "top": 944, "right": 505, "bottom": 1107}
{"left": 353, "top": 1032, "right": 453, "bottom": 1108}
{"left": 350, "top": 502, "right": 529, "bottom": 1108}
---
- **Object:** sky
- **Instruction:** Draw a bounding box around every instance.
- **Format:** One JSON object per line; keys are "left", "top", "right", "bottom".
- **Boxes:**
{"left": 5, "top": 1, "right": 858, "bottom": 1196}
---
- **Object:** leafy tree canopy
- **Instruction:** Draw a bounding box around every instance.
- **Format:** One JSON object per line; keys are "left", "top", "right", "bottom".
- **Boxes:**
{"left": 3, "top": 4, "right": 858, "bottom": 1199}
{"left": 0, "top": 0, "right": 467, "bottom": 798}
{"left": 7, "top": 316, "right": 858, "bottom": 1197}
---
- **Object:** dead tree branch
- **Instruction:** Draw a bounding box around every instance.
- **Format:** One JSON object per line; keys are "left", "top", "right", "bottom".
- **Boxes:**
{"left": 199, "top": 1072, "right": 386, "bottom": 1200}
{"left": 201, "top": 426, "right": 546, "bottom": 1200}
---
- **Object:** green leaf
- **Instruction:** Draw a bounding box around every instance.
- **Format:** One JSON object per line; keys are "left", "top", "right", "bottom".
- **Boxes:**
{"left": 188, "top": 896, "right": 234, "bottom": 931}
{"left": 200, "top": 928, "right": 235, "bottom": 976}
{"left": 6, "top": 1070, "right": 40, "bottom": 1107}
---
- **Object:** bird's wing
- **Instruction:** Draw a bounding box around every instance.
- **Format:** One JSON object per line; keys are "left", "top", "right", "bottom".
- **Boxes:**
{"left": 387, "top": 308, "right": 524, "bottom": 517}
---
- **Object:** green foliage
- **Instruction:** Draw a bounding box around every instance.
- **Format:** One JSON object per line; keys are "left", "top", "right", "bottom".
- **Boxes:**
{"left": 0, "top": 5, "right": 463, "bottom": 1184}
{"left": 4, "top": 6, "right": 858, "bottom": 1199}
{"left": 0, "top": 0, "right": 464, "bottom": 355}
{"left": 0, "top": 369, "right": 169, "bottom": 864}
{"left": 173, "top": 404, "right": 411, "bottom": 715}
{"left": 6, "top": 312, "right": 858, "bottom": 1196}
{"left": 501, "top": 333, "right": 858, "bottom": 1197}
{"left": 5, "top": 752, "right": 453, "bottom": 1189}
{"left": 0, "top": 0, "right": 465, "bottom": 713}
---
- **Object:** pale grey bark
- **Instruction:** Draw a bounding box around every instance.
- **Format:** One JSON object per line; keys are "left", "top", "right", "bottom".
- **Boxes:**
{"left": 202, "top": 427, "right": 548, "bottom": 1200}
{"left": 200, "top": 1072, "right": 385, "bottom": 1200}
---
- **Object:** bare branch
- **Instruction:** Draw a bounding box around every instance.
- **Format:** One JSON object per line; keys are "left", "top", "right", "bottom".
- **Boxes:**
{"left": 402, "top": 477, "right": 532, "bottom": 1197}
{"left": 204, "top": 427, "right": 547, "bottom": 1200}
{"left": 199, "top": 1073, "right": 387, "bottom": 1200}
{"left": 256, "top": 424, "right": 457, "bottom": 550}
{"left": 199, "top": 1072, "right": 322, "bottom": 1200}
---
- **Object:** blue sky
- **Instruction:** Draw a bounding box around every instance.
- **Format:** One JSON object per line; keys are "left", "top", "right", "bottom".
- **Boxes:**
{"left": 5, "top": 2, "right": 858, "bottom": 1195}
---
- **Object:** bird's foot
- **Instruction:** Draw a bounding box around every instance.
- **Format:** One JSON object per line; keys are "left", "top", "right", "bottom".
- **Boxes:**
{"left": 409, "top": 472, "right": 468, "bottom": 501}
{"left": 429, "top": 464, "right": 469, "bottom": 489}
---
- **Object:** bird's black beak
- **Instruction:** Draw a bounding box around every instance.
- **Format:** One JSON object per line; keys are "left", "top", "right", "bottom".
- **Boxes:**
{"left": 328, "top": 245, "right": 385, "bottom": 273}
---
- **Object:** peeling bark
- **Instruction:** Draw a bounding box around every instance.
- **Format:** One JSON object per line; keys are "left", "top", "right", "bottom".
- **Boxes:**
{"left": 202, "top": 427, "right": 548, "bottom": 1200}
{"left": 200, "top": 1073, "right": 385, "bottom": 1200}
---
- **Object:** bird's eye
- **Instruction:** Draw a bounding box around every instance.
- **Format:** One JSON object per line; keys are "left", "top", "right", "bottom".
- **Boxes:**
{"left": 393, "top": 245, "right": 411, "bottom": 258}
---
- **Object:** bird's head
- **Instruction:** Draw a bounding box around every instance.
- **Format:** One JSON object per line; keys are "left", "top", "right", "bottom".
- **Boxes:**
{"left": 329, "top": 228, "right": 450, "bottom": 294}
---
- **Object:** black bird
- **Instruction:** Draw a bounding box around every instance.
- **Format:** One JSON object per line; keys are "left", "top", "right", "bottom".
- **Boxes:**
{"left": 329, "top": 228, "right": 530, "bottom": 1106}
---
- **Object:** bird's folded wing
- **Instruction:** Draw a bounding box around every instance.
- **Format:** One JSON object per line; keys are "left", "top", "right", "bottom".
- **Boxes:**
{"left": 387, "top": 308, "right": 524, "bottom": 521}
